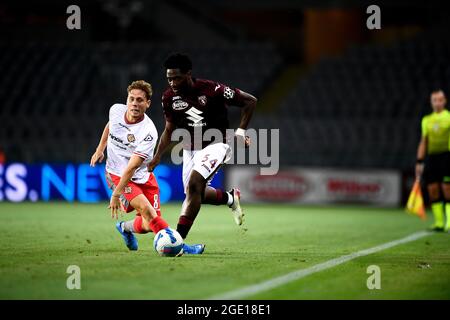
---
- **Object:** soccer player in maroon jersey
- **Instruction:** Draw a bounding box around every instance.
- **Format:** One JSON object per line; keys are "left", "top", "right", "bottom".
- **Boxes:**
{"left": 147, "top": 53, "right": 257, "bottom": 253}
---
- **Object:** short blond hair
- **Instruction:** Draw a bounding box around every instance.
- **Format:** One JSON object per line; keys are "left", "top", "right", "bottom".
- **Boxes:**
{"left": 127, "top": 80, "right": 153, "bottom": 100}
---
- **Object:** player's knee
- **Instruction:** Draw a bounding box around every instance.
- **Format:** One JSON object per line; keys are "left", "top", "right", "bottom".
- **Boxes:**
{"left": 187, "top": 175, "right": 206, "bottom": 197}
{"left": 134, "top": 203, "right": 157, "bottom": 221}
{"left": 187, "top": 180, "right": 202, "bottom": 196}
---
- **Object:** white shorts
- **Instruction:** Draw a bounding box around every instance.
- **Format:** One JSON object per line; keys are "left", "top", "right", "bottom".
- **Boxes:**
{"left": 182, "top": 143, "right": 232, "bottom": 193}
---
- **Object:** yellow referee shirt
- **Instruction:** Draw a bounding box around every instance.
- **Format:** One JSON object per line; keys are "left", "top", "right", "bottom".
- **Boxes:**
{"left": 421, "top": 109, "right": 450, "bottom": 154}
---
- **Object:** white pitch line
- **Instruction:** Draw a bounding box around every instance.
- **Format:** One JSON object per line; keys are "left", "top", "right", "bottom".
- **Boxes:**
{"left": 207, "top": 230, "right": 432, "bottom": 300}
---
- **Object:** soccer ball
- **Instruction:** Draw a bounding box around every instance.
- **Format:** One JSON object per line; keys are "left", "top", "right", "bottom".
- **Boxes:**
{"left": 153, "top": 228, "right": 184, "bottom": 257}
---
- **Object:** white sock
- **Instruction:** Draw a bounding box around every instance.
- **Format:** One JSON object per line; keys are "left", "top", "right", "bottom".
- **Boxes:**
{"left": 226, "top": 192, "right": 233, "bottom": 206}
{"left": 122, "top": 220, "right": 135, "bottom": 233}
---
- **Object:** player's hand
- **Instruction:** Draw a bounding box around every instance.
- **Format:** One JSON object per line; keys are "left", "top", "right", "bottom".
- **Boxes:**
{"left": 108, "top": 195, "right": 122, "bottom": 219}
{"left": 90, "top": 149, "right": 105, "bottom": 167}
{"left": 415, "top": 163, "right": 424, "bottom": 181}
{"left": 147, "top": 155, "right": 161, "bottom": 172}
{"left": 244, "top": 136, "right": 251, "bottom": 148}
{"left": 236, "top": 135, "right": 251, "bottom": 149}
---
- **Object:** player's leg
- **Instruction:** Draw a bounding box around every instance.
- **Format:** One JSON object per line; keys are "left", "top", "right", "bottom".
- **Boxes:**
{"left": 423, "top": 156, "right": 445, "bottom": 231}
{"left": 177, "top": 170, "right": 207, "bottom": 239}
{"left": 442, "top": 182, "right": 450, "bottom": 232}
{"left": 203, "top": 185, "right": 243, "bottom": 225}
{"left": 427, "top": 183, "right": 444, "bottom": 231}
{"left": 191, "top": 143, "right": 244, "bottom": 225}
{"left": 441, "top": 153, "right": 450, "bottom": 232}
{"left": 119, "top": 181, "right": 160, "bottom": 236}
{"left": 138, "top": 172, "right": 204, "bottom": 254}
{"left": 128, "top": 194, "right": 169, "bottom": 234}
{"left": 106, "top": 172, "right": 140, "bottom": 250}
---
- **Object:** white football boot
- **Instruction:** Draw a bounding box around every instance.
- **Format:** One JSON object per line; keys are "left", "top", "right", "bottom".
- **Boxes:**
{"left": 229, "top": 188, "right": 244, "bottom": 226}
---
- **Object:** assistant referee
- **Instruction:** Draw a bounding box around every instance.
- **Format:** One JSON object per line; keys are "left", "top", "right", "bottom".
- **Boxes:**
{"left": 416, "top": 89, "right": 450, "bottom": 232}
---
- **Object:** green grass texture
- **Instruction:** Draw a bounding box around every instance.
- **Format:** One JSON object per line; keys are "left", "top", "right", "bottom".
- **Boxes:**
{"left": 0, "top": 202, "right": 448, "bottom": 299}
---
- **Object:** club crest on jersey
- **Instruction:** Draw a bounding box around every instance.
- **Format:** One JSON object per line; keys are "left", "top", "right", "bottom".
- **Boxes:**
{"left": 172, "top": 100, "right": 189, "bottom": 110}
{"left": 198, "top": 95, "right": 207, "bottom": 106}
{"left": 124, "top": 186, "right": 132, "bottom": 194}
{"left": 432, "top": 123, "right": 440, "bottom": 132}
{"left": 127, "top": 134, "right": 136, "bottom": 143}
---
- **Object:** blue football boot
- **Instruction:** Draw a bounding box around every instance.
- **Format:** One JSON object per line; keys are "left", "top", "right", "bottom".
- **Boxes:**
{"left": 116, "top": 221, "right": 138, "bottom": 251}
{"left": 182, "top": 243, "right": 205, "bottom": 254}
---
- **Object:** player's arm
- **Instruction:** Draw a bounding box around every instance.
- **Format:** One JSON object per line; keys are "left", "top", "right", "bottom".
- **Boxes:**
{"left": 235, "top": 90, "right": 257, "bottom": 147}
{"left": 236, "top": 90, "right": 257, "bottom": 130}
{"left": 90, "top": 122, "right": 109, "bottom": 167}
{"left": 147, "top": 120, "right": 176, "bottom": 172}
{"left": 109, "top": 155, "right": 144, "bottom": 219}
{"left": 415, "top": 136, "right": 427, "bottom": 180}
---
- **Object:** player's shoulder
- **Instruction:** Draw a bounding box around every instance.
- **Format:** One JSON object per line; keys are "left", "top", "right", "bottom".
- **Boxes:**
{"left": 162, "top": 87, "right": 175, "bottom": 100}
{"left": 110, "top": 103, "right": 127, "bottom": 111}
{"left": 195, "top": 78, "right": 219, "bottom": 90}
{"left": 109, "top": 103, "right": 126, "bottom": 119}
{"left": 143, "top": 114, "right": 156, "bottom": 127}
{"left": 422, "top": 112, "right": 433, "bottom": 121}
{"left": 162, "top": 88, "right": 178, "bottom": 107}
{"left": 195, "top": 78, "right": 224, "bottom": 96}
{"left": 444, "top": 109, "right": 450, "bottom": 117}
{"left": 110, "top": 103, "right": 127, "bottom": 110}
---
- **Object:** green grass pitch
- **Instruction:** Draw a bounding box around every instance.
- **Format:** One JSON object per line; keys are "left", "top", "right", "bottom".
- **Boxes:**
{"left": 0, "top": 202, "right": 449, "bottom": 299}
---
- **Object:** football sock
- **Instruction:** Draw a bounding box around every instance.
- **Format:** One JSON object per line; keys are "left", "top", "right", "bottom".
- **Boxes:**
{"left": 177, "top": 215, "right": 194, "bottom": 239}
{"left": 149, "top": 216, "right": 169, "bottom": 234}
{"left": 431, "top": 201, "right": 445, "bottom": 228}
{"left": 226, "top": 191, "right": 233, "bottom": 206}
{"left": 204, "top": 189, "right": 232, "bottom": 206}
{"left": 130, "top": 216, "right": 150, "bottom": 234}
{"left": 218, "top": 189, "right": 233, "bottom": 205}
{"left": 122, "top": 220, "right": 135, "bottom": 233}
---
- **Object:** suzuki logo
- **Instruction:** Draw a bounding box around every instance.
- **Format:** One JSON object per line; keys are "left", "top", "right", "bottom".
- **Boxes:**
{"left": 185, "top": 107, "right": 204, "bottom": 124}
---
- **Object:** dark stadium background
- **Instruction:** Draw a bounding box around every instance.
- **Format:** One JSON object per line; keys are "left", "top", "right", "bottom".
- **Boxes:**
{"left": 0, "top": 0, "right": 449, "bottom": 206}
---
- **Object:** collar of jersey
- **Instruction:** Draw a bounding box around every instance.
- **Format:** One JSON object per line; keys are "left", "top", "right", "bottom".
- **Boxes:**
{"left": 124, "top": 112, "right": 145, "bottom": 125}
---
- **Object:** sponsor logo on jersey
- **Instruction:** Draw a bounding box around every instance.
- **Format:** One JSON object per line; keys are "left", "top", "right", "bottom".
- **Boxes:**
{"left": 198, "top": 95, "right": 207, "bottom": 106}
{"left": 109, "top": 133, "right": 124, "bottom": 144}
{"left": 224, "top": 86, "right": 235, "bottom": 99}
{"left": 118, "top": 123, "right": 130, "bottom": 131}
{"left": 172, "top": 99, "right": 189, "bottom": 110}
{"left": 127, "top": 134, "right": 136, "bottom": 143}
{"left": 185, "top": 107, "right": 206, "bottom": 127}
{"left": 144, "top": 133, "right": 153, "bottom": 142}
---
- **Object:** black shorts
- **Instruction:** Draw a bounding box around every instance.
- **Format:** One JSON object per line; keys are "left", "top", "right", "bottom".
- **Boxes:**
{"left": 423, "top": 152, "right": 450, "bottom": 184}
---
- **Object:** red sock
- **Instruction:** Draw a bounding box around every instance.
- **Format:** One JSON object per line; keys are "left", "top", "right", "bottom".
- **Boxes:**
{"left": 149, "top": 216, "right": 169, "bottom": 234}
{"left": 133, "top": 216, "right": 149, "bottom": 234}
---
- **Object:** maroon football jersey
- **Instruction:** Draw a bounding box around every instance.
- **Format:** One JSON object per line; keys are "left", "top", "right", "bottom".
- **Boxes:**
{"left": 162, "top": 78, "right": 246, "bottom": 149}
